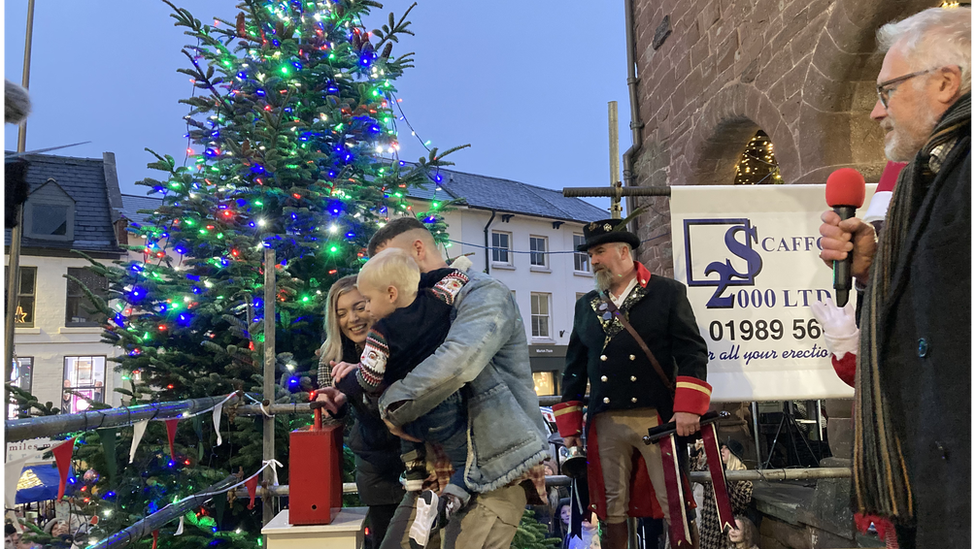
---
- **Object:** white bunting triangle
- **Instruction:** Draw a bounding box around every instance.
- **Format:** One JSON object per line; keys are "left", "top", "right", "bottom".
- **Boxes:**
{"left": 4, "top": 455, "right": 32, "bottom": 511}
{"left": 213, "top": 402, "right": 224, "bottom": 446}
{"left": 129, "top": 420, "right": 149, "bottom": 464}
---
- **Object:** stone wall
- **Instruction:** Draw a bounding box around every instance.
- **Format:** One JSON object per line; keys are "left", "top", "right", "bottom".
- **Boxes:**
{"left": 628, "top": 0, "right": 936, "bottom": 274}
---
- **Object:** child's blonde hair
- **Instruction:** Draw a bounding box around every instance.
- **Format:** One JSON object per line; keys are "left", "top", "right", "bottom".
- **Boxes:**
{"left": 357, "top": 247, "right": 420, "bottom": 296}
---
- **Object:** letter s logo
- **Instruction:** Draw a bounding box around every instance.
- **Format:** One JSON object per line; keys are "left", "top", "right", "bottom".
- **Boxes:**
{"left": 683, "top": 219, "right": 764, "bottom": 308}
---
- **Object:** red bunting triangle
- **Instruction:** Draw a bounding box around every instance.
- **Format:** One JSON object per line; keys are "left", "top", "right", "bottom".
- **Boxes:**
{"left": 164, "top": 418, "right": 179, "bottom": 459}
{"left": 52, "top": 438, "right": 76, "bottom": 502}
{"left": 245, "top": 474, "right": 260, "bottom": 510}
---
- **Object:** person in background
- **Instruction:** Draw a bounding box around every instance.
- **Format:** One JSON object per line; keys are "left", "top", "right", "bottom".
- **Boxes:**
{"left": 726, "top": 516, "right": 759, "bottom": 549}
{"left": 315, "top": 275, "right": 404, "bottom": 549}
{"left": 567, "top": 512, "right": 602, "bottom": 549}
{"left": 818, "top": 7, "right": 970, "bottom": 547}
{"left": 694, "top": 440, "right": 754, "bottom": 549}
{"left": 346, "top": 217, "right": 550, "bottom": 549}
{"left": 330, "top": 247, "right": 474, "bottom": 527}
{"left": 555, "top": 218, "right": 710, "bottom": 549}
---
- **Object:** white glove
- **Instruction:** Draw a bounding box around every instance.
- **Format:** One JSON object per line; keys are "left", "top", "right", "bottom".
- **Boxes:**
{"left": 809, "top": 297, "right": 859, "bottom": 358}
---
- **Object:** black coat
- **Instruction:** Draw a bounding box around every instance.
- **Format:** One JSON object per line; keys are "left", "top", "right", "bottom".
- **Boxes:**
{"left": 880, "top": 135, "right": 970, "bottom": 546}
{"left": 561, "top": 273, "right": 708, "bottom": 422}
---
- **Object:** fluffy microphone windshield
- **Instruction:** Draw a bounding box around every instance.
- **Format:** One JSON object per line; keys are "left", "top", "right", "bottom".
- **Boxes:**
{"left": 825, "top": 168, "right": 866, "bottom": 208}
{"left": 5, "top": 80, "right": 31, "bottom": 125}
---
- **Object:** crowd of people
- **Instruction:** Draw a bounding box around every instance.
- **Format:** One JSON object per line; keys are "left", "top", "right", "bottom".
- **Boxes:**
{"left": 5, "top": 5, "right": 968, "bottom": 549}
{"left": 310, "top": 7, "right": 969, "bottom": 549}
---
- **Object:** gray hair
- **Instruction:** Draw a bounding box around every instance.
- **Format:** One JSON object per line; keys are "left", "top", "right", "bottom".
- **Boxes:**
{"left": 877, "top": 7, "right": 971, "bottom": 95}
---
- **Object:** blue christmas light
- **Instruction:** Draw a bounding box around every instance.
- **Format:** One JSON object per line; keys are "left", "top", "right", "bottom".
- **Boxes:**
{"left": 256, "top": 89, "right": 266, "bottom": 96}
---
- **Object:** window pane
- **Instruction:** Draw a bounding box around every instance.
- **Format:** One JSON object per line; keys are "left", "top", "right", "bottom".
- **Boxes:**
{"left": 573, "top": 235, "right": 589, "bottom": 271}
{"left": 63, "top": 356, "right": 106, "bottom": 414}
{"left": 532, "top": 371, "right": 555, "bottom": 396}
{"left": 8, "top": 358, "right": 33, "bottom": 419}
{"left": 65, "top": 268, "right": 108, "bottom": 325}
{"left": 19, "top": 268, "right": 36, "bottom": 295}
{"left": 31, "top": 205, "right": 69, "bottom": 236}
{"left": 530, "top": 237, "right": 546, "bottom": 266}
{"left": 15, "top": 297, "right": 34, "bottom": 325}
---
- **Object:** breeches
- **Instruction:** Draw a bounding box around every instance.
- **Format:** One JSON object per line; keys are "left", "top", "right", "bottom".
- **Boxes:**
{"left": 594, "top": 409, "right": 670, "bottom": 524}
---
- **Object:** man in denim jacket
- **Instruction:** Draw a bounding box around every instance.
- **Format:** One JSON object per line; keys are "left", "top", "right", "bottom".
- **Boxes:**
{"left": 329, "top": 216, "right": 550, "bottom": 548}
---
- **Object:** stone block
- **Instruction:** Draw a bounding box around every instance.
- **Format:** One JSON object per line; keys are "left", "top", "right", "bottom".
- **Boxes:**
{"left": 809, "top": 457, "right": 855, "bottom": 540}
{"left": 827, "top": 417, "right": 853, "bottom": 458}
{"left": 822, "top": 398, "right": 852, "bottom": 418}
{"left": 652, "top": 14, "right": 673, "bottom": 50}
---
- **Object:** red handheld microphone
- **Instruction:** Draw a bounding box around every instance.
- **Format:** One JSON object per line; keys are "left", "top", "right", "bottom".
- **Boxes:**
{"left": 825, "top": 168, "right": 866, "bottom": 307}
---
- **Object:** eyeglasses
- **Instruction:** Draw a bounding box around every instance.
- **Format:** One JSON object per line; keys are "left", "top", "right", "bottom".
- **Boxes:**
{"left": 876, "top": 69, "right": 934, "bottom": 109}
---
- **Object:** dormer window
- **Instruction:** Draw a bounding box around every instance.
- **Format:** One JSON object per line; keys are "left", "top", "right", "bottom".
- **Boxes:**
{"left": 24, "top": 179, "right": 75, "bottom": 241}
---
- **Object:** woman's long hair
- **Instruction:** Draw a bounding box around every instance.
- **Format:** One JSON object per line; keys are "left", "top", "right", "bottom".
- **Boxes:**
{"left": 725, "top": 452, "right": 747, "bottom": 472}
{"left": 318, "top": 275, "right": 358, "bottom": 387}
{"left": 731, "top": 515, "right": 759, "bottom": 548}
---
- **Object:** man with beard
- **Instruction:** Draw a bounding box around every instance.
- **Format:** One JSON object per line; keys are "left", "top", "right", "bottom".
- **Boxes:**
{"left": 818, "top": 7, "right": 970, "bottom": 547}
{"left": 554, "top": 218, "right": 709, "bottom": 549}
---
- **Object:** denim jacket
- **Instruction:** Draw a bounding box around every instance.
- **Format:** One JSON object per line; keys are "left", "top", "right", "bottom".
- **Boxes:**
{"left": 379, "top": 269, "right": 551, "bottom": 493}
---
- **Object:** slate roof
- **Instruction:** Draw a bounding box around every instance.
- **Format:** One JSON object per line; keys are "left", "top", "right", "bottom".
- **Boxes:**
{"left": 5, "top": 152, "right": 123, "bottom": 255}
{"left": 121, "top": 194, "right": 163, "bottom": 226}
{"left": 406, "top": 167, "right": 607, "bottom": 224}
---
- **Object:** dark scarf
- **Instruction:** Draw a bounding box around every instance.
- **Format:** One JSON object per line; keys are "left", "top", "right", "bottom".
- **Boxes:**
{"left": 854, "top": 92, "right": 971, "bottom": 520}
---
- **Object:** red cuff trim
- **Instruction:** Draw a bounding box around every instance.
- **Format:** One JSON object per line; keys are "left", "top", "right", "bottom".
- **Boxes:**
{"left": 553, "top": 401, "right": 583, "bottom": 438}
{"left": 832, "top": 353, "right": 857, "bottom": 388}
{"left": 673, "top": 376, "right": 711, "bottom": 416}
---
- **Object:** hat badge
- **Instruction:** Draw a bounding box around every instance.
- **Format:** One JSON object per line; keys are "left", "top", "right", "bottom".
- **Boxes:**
{"left": 588, "top": 222, "right": 598, "bottom": 231}
{"left": 603, "top": 223, "right": 613, "bottom": 231}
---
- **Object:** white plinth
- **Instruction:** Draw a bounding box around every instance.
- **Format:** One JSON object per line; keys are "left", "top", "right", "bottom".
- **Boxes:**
{"left": 262, "top": 508, "right": 366, "bottom": 549}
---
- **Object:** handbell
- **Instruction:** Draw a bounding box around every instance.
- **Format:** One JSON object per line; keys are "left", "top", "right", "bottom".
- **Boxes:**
{"left": 561, "top": 445, "right": 587, "bottom": 479}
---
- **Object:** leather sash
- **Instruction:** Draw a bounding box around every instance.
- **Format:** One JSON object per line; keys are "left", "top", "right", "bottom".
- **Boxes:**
{"left": 658, "top": 434, "right": 693, "bottom": 546}
{"left": 701, "top": 424, "right": 735, "bottom": 532}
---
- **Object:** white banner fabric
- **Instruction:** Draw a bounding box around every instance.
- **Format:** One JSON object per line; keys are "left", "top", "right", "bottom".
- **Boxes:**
{"left": 670, "top": 184, "right": 875, "bottom": 402}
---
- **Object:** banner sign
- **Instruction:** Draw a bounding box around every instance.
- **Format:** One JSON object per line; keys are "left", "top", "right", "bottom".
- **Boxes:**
{"left": 670, "top": 184, "right": 875, "bottom": 401}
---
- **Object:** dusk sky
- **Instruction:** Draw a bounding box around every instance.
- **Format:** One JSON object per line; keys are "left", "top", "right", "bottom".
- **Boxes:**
{"left": 4, "top": 1, "right": 633, "bottom": 211}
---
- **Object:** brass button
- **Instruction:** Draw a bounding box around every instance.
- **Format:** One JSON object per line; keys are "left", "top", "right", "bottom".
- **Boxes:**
{"left": 630, "top": 376, "right": 637, "bottom": 382}
{"left": 603, "top": 397, "right": 610, "bottom": 404}
{"left": 629, "top": 354, "right": 636, "bottom": 361}
{"left": 601, "top": 375, "right": 608, "bottom": 382}
{"left": 631, "top": 397, "right": 638, "bottom": 403}
{"left": 600, "top": 355, "right": 608, "bottom": 362}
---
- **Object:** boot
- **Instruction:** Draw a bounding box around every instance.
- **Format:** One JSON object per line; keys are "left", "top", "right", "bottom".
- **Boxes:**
{"left": 606, "top": 521, "right": 629, "bottom": 549}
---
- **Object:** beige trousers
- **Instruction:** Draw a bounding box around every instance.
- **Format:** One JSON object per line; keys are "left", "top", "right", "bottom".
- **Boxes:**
{"left": 594, "top": 409, "right": 672, "bottom": 524}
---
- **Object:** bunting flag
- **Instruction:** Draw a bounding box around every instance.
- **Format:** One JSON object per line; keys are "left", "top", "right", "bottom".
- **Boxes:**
{"left": 151, "top": 529, "right": 159, "bottom": 549}
{"left": 53, "top": 437, "right": 77, "bottom": 502}
{"left": 99, "top": 428, "right": 118, "bottom": 483}
{"left": 245, "top": 474, "right": 259, "bottom": 510}
{"left": 164, "top": 418, "right": 180, "bottom": 459}
{"left": 658, "top": 435, "right": 693, "bottom": 547}
{"left": 701, "top": 424, "right": 736, "bottom": 532}
{"left": 129, "top": 420, "right": 148, "bottom": 464}
{"left": 213, "top": 400, "right": 224, "bottom": 446}
{"left": 175, "top": 516, "right": 184, "bottom": 536}
{"left": 4, "top": 455, "right": 33, "bottom": 510}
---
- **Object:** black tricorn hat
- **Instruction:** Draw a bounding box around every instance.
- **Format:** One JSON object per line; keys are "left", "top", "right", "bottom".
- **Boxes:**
{"left": 577, "top": 214, "right": 642, "bottom": 252}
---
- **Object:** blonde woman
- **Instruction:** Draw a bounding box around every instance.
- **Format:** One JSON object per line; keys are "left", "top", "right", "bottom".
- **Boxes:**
{"left": 315, "top": 275, "right": 404, "bottom": 549}
{"left": 694, "top": 439, "right": 754, "bottom": 549}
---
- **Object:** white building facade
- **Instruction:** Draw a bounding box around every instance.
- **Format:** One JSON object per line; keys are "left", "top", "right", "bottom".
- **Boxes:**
{"left": 5, "top": 153, "right": 127, "bottom": 418}
{"left": 406, "top": 168, "right": 608, "bottom": 396}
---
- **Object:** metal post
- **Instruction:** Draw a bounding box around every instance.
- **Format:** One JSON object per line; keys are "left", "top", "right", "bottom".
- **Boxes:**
{"left": 5, "top": 0, "right": 37, "bottom": 411}
{"left": 752, "top": 401, "right": 763, "bottom": 470}
{"left": 608, "top": 101, "right": 622, "bottom": 220}
{"left": 262, "top": 247, "right": 276, "bottom": 530}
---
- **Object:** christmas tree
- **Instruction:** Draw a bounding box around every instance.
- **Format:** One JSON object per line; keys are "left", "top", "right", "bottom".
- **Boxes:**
{"left": 733, "top": 130, "right": 781, "bottom": 185}
{"left": 62, "top": 0, "right": 465, "bottom": 546}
